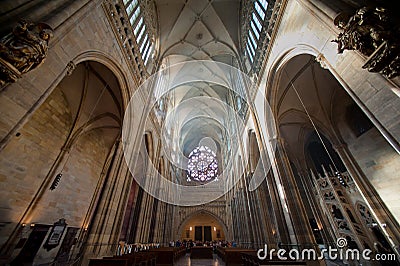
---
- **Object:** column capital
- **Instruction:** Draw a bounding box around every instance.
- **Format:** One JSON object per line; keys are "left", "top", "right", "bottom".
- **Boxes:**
{"left": 66, "top": 61, "right": 76, "bottom": 76}
{"left": 315, "top": 53, "right": 328, "bottom": 69}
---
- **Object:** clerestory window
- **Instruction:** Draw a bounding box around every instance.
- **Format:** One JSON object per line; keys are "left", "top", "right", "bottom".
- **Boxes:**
{"left": 245, "top": 0, "right": 268, "bottom": 63}
{"left": 124, "top": 0, "right": 153, "bottom": 65}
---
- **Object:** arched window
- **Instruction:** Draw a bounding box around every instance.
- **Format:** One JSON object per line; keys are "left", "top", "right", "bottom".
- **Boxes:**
{"left": 245, "top": 0, "right": 269, "bottom": 63}
{"left": 186, "top": 146, "right": 218, "bottom": 183}
{"left": 124, "top": 0, "right": 154, "bottom": 65}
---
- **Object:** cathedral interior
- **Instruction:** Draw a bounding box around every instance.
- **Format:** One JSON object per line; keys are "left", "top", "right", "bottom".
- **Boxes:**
{"left": 0, "top": 0, "right": 400, "bottom": 265}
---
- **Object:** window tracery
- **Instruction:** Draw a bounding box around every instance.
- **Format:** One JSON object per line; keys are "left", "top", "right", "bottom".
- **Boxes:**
{"left": 245, "top": 0, "right": 268, "bottom": 63}
{"left": 186, "top": 146, "right": 218, "bottom": 183}
{"left": 124, "top": 0, "right": 154, "bottom": 65}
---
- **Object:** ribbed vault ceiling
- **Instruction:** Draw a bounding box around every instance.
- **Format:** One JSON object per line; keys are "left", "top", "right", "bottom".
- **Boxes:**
{"left": 154, "top": 0, "right": 241, "bottom": 172}
{"left": 276, "top": 54, "right": 349, "bottom": 160}
{"left": 156, "top": 0, "right": 240, "bottom": 65}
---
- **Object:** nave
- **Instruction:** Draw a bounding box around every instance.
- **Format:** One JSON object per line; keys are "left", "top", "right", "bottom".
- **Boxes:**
{"left": 1, "top": 0, "right": 400, "bottom": 266}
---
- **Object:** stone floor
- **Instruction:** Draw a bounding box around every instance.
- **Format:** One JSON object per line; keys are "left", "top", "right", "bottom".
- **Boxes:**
{"left": 175, "top": 253, "right": 225, "bottom": 266}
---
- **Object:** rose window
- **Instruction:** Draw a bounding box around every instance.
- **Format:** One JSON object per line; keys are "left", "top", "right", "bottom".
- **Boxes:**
{"left": 187, "top": 145, "right": 218, "bottom": 182}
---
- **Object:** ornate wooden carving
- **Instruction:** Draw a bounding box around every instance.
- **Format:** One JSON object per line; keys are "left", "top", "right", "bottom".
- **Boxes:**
{"left": 332, "top": 6, "right": 400, "bottom": 78}
{"left": 0, "top": 20, "right": 53, "bottom": 87}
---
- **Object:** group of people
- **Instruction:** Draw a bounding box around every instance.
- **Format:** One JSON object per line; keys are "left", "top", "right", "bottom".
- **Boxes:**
{"left": 169, "top": 239, "right": 237, "bottom": 250}
{"left": 116, "top": 239, "right": 239, "bottom": 256}
{"left": 116, "top": 242, "right": 161, "bottom": 256}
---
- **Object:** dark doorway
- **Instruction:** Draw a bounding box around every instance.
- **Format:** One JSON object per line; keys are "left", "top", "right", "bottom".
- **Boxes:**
{"left": 11, "top": 225, "right": 50, "bottom": 266}
{"left": 195, "top": 226, "right": 202, "bottom": 241}
{"left": 203, "top": 226, "right": 211, "bottom": 241}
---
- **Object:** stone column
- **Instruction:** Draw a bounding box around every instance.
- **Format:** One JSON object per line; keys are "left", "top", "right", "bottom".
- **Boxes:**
{"left": 242, "top": 176, "right": 256, "bottom": 248}
{"left": 256, "top": 179, "right": 278, "bottom": 248}
{"left": 135, "top": 150, "right": 163, "bottom": 243}
{"left": 154, "top": 199, "right": 166, "bottom": 244}
{"left": 248, "top": 181, "right": 264, "bottom": 248}
{"left": 81, "top": 139, "right": 131, "bottom": 261}
{"left": 273, "top": 137, "right": 317, "bottom": 247}
{"left": 298, "top": 170, "right": 337, "bottom": 247}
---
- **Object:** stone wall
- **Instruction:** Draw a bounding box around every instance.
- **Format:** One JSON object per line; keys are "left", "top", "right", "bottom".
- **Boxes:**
{"left": 260, "top": 0, "right": 400, "bottom": 151}
{"left": 0, "top": 1, "right": 145, "bottom": 264}
{"left": 0, "top": 0, "right": 136, "bottom": 149}
{"left": 342, "top": 126, "right": 400, "bottom": 222}
{"left": 0, "top": 85, "right": 71, "bottom": 247}
{"left": 256, "top": 0, "right": 400, "bottom": 253}
{"left": 174, "top": 202, "right": 228, "bottom": 241}
{"left": 32, "top": 129, "right": 109, "bottom": 226}
{"left": 0, "top": 81, "right": 114, "bottom": 264}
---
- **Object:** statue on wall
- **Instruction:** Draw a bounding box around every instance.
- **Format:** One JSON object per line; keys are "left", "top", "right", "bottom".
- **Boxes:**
{"left": 332, "top": 6, "right": 400, "bottom": 78}
{"left": 0, "top": 20, "right": 53, "bottom": 87}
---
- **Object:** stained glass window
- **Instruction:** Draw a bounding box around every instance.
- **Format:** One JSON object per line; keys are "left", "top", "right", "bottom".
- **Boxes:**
{"left": 187, "top": 146, "right": 218, "bottom": 182}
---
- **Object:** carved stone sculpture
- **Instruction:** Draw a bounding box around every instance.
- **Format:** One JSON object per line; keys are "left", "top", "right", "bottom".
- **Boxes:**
{"left": 332, "top": 6, "right": 400, "bottom": 78}
{"left": 0, "top": 20, "right": 53, "bottom": 87}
